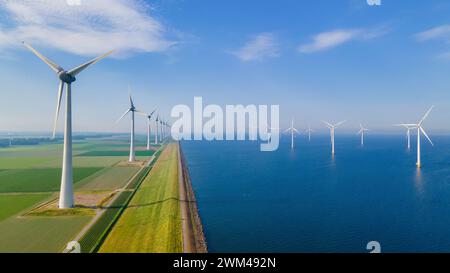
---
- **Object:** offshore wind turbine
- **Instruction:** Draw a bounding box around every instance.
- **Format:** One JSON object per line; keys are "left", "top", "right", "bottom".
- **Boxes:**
{"left": 139, "top": 109, "right": 156, "bottom": 150}
{"left": 283, "top": 118, "right": 300, "bottom": 149}
{"left": 412, "top": 106, "right": 434, "bottom": 168}
{"left": 394, "top": 124, "right": 416, "bottom": 150}
{"left": 305, "top": 125, "right": 313, "bottom": 142}
{"left": 117, "top": 92, "right": 143, "bottom": 162}
{"left": 357, "top": 123, "right": 369, "bottom": 147}
{"left": 322, "top": 120, "right": 346, "bottom": 155}
{"left": 23, "top": 42, "right": 112, "bottom": 209}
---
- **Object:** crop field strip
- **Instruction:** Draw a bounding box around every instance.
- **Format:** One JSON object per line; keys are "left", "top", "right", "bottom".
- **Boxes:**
{"left": 98, "top": 143, "right": 182, "bottom": 253}
{"left": 0, "top": 138, "right": 160, "bottom": 252}
{"left": 78, "top": 145, "right": 164, "bottom": 253}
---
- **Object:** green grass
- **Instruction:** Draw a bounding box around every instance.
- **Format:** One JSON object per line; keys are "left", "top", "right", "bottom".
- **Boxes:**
{"left": 0, "top": 216, "right": 92, "bottom": 253}
{"left": 79, "top": 165, "right": 155, "bottom": 252}
{"left": 77, "top": 150, "right": 155, "bottom": 157}
{"left": 0, "top": 193, "right": 51, "bottom": 222}
{"left": 36, "top": 156, "right": 123, "bottom": 168}
{"left": 78, "top": 166, "right": 140, "bottom": 191}
{"left": 0, "top": 157, "right": 56, "bottom": 169}
{"left": 78, "top": 191, "right": 133, "bottom": 253}
{"left": 0, "top": 167, "right": 102, "bottom": 193}
{"left": 99, "top": 144, "right": 182, "bottom": 253}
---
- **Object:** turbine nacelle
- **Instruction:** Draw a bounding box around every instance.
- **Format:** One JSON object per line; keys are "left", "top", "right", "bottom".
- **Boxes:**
{"left": 58, "top": 71, "right": 76, "bottom": 83}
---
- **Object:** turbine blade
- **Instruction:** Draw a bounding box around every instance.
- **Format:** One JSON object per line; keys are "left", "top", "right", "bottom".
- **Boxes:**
{"left": 137, "top": 111, "right": 148, "bottom": 117}
{"left": 135, "top": 109, "right": 146, "bottom": 115}
{"left": 293, "top": 128, "right": 300, "bottom": 134}
{"left": 149, "top": 109, "right": 156, "bottom": 117}
{"left": 334, "top": 120, "right": 346, "bottom": 128}
{"left": 52, "top": 81, "right": 65, "bottom": 138}
{"left": 419, "top": 106, "right": 434, "bottom": 126}
{"left": 68, "top": 50, "right": 114, "bottom": 76}
{"left": 116, "top": 108, "right": 131, "bottom": 123}
{"left": 357, "top": 129, "right": 363, "bottom": 135}
{"left": 283, "top": 128, "right": 291, "bottom": 134}
{"left": 420, "top": 127, "right": 434, "bottom": 146}
{"left": 321, "top": 120, "right": 333, "bottom": 128}
{"left": 22, "top": 42, "right": 63, "bottom": 73}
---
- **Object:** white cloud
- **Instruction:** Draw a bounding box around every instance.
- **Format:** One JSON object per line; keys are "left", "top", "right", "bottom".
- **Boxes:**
{"left": 0, "top": 0, "right": 176, "bottom": 57}
{"left": 230, "top": 32, "right": 279, "bottom": 62}
{"left": 298, "top": 27, "right": 387, "bottom": 53}
{"left": 416, "top": 25, "right": 450, "bottom": 60}
{"left": 415, "top": 24, "right": 450, "bottom": 41}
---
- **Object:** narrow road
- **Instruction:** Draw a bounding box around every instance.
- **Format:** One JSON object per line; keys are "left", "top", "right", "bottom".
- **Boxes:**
{"left": 178, "top": 142, "right": 196, "bottom": 253}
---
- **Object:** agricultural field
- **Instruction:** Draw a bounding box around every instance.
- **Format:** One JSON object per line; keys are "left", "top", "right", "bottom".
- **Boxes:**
{"left": 99, "top": 143, "right": 182, "bottom": 253}
{"left": 0, "top": 135, "right": 157, "bottom": 253}
{"left": 0, "top": 193, "right": 51, "bottom": 221}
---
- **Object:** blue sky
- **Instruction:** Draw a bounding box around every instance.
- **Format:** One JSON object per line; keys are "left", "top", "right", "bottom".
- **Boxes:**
{"left": 0, "top": 0, "right": 450, "bottom": 134}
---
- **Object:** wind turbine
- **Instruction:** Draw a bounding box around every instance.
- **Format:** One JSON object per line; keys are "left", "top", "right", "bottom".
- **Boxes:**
{"left": 412, "top": 106, "right": 434, "bottom": 168}
{"left": 305, "top": 125, "right": 313, "bottom": 142}
{"left": 159, "top": 116, "right": 163, "bottom": 142}
{"left": 23, "top": 42, "right": 112, "bottom": 209}
{"left": 283, "top": 118, "right": 300, "bottom": 149}
{"left": 116, "top": 92, "right": 143, "bottom": 162}
{"left": 357, "top": 123, "right": 369, "bottom": 147}
{"left": 154, "top": 114, "right": 159, "bottom": 145}
{"left": 394, "top": 124, "right": 416, "bottom": 150}
{"left": 139, "top": 109, "right": 156, "bottom": 150}
{"left": 322, "top": 120, "right": 346, "bottom": 155}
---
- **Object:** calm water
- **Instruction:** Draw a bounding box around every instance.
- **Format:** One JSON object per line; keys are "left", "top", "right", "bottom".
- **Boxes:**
{"left": 181, "top": 135, "right": 450, "bottom": 253}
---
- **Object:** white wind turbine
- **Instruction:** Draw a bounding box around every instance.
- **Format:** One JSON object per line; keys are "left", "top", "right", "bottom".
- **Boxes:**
{"left": 154, "top": 114, "right": 159, "bottom": 145}
{"left": 394, "top": 124, "right": 416, "bottom": 150}
{"left": 411, "top": 106, "right": 434, "bottom": 168}
{"left": 116, "top": 92, "right": 143, "bottom": 162}
{"left": 139, "top": 109, "right": 156, "bottom": 150}
{"left": 305, "top": 125, "right": 313, "bottom": 142}
{"left": 283, "top": 118, "right": 300, "bottom": 149}
{"left": 357, "top": 123, "right": 369, "bottom": 147}
{"left": 23, "top": 42, "right": 112, "bottom": 209}
{"left": 322, "top": 120, "right": 346, "bottom": 155}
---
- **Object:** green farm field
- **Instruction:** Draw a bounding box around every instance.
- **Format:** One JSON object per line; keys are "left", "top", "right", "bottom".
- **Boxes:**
{"left": 0, "top": 193, "right": 51, "bottom": 221}
{"left": 99, "top": 143, "right": 182, "bottom": 253}
{"left": 0, "top": 135, "right": 157, "bottom": 252}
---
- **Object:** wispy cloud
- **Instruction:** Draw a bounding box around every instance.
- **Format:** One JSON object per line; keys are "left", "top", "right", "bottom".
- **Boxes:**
{"left": 229, "top": 32, "right": 279, "bottom": 62}
{"left": 0, "top": 0, "right": 177, "bottom": 57}
{"left": 415, "top": 24, "right": 450, "bottom": 41}
{"left": 298, "top": 27, "right": 388, "bottom": 53}
{"left": 415, "top": 24, "right": 450, "bottom": 60}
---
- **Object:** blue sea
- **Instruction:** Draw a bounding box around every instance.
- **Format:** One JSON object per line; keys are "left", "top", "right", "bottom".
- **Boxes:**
{"left": 181, "top": 135, "right": 450, "bottom": 253}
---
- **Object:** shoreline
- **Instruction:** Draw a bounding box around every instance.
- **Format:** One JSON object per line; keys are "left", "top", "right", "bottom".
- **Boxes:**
{"left": 178, "top": 142, "right": 208, "bottom": 253}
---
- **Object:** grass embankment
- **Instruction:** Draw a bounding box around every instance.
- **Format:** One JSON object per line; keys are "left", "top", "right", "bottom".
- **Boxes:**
{"left": 99, "top": 143, "right": 182, "bottom": 253}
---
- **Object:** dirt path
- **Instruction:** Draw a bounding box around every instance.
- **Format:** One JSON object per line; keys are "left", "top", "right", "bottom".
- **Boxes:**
{"left": 178, "top": 142, "right": 196, "bottom": 253}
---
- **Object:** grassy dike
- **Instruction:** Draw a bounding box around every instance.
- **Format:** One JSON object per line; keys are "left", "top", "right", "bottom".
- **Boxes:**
{"left": 98, "top": 143, "right": 183, "bottom": 252}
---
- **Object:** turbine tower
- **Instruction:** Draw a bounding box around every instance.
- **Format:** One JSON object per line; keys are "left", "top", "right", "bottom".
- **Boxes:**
{"left": 413, "top": 106, "right": 434, "bottom": 168}
{"left": 283, "top": 118, "right": 300, "bottom": 149}
{"left": 394, "top": 124, "right": 416, "bottom": 150}
{"left": 139, "top": 109, "right": 156, "bottom": 150}
{"left": 322, "top": 120, "right": 346, "bottom": 155}
{"left": 159, "top": 117, "right": 164, "bottom": 141}
{"left": 23, "top": 42, "right": 113, "bottom": 209}
{"left": 357, "top": 123, "right": 369, "bottom": 147}
{"left": 154, "top": 115, "right": 159, "bottom": 145}
{"left": 305, "top": 125, "right": 313, "bottom": 142}
{"left": 117, "top": 92, "right": 143, "bottom": 162}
